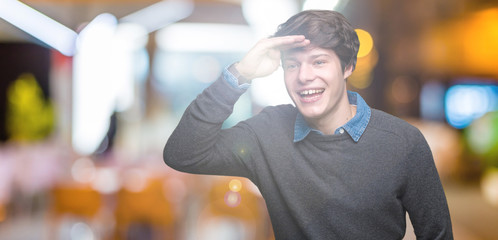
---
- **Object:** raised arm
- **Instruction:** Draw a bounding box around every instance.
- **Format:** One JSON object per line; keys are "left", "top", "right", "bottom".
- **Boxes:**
{"left": 163, "top": 36, "right": 309, "bottom": 177}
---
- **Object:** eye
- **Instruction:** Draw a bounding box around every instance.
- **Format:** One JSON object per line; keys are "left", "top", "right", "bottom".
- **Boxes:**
{"left": 283, "top": 62, "right": 298, "bottom": 71}
{"left": 314, "top": 60, "right": 326, "bottom": 66}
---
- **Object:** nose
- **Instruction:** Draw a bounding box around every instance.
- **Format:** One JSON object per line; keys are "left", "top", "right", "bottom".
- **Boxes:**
{"left": 298, "top": 64, "right": 315, "bottom": 84}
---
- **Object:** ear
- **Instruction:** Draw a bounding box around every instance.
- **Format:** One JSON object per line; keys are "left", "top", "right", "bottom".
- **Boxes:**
{"left": 343, "top": 65, "right": 353, "bottom": 79}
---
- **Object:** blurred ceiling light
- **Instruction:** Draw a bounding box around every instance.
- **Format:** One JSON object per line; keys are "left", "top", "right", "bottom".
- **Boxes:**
{"left": 0, "top": 0, "right": 77, "bottom": 56}
{"left": 110, "top": 23, "right": 149, "bottom": 112}
{"left": 72, "top": 13, "right": 118, "bottom": 155}
{"left": 242, "top": 0, "right": 299, "bottom": 37}
{"left": 76, "top": 13, "right": 118, "bottom": 51}
{"left": 120, "top": 0, "right": 194, "bottom": 33}
{"left": 156, "top": 23, "right": 255, "bottom": 52}
{"left": 303, "top": 0, "right": 340, "bottom": 10}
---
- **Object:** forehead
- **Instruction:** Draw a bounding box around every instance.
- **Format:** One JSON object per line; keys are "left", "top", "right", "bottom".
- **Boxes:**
{"left": 281, "top": 46, "right": 337, "bottom": 60}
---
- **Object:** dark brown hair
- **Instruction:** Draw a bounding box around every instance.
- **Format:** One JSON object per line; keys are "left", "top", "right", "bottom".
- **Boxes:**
{"left": 273, "top": 10, "right": 360, "bottom": 72}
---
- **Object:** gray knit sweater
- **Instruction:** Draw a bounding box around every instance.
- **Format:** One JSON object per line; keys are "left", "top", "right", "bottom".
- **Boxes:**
{"left": 163, "top": 76, "right": 453, "bottom": 239}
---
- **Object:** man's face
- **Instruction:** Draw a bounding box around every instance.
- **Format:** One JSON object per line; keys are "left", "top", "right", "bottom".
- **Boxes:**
{"left": 282, "top": 47, "right": 353, "bottom": 123}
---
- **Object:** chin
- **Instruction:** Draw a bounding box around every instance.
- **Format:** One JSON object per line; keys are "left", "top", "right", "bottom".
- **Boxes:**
{"left": 298, "top": 107, "right": 324, "bottom": 119}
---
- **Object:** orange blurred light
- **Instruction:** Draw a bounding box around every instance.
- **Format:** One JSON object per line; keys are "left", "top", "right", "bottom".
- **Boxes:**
{"left": 421, "top": 7, "right": 498, "bottom": 77}
{"left": 229, "top": 179, "right": 242, "bottom": 192}
{"left": 0, "top": 204, "right": 5, "bottom": 222}
{"left": 355, "top": 29, "right": 374, "bottom": 58}
{"left": 461, "top": 8, "right": 498, "bottom": 76}
{"left": 349, "top": 47, "right": 378, "bottom": 89}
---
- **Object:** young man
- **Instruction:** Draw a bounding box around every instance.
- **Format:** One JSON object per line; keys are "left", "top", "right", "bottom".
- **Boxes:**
{"left": 164, "top": 10, "right": 453, "bottom": 239}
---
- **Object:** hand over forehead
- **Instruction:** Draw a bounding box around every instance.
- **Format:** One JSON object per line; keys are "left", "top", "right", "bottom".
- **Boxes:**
{"left": 265, "top": 35, "right": 310, "bottom": 51}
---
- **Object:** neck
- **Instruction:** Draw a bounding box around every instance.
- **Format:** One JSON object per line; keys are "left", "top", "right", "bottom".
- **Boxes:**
{"left": 307, "top": 103, "right": 357, "bottom": 135}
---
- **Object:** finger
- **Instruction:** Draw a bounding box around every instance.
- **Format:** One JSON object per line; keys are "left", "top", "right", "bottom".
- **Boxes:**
{"left": 261, "top": 35, "right": 308, "bottom": 50}
{"left": 278, "top": 39, "right": 311, "bottom": 51}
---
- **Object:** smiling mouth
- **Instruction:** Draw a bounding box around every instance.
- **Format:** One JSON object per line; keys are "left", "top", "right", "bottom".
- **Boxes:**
{"left": 298, "top": 89, "right": 324, "bottom": 102}
{"left": 299, "top": 89, "right": 324, "bottom": 97}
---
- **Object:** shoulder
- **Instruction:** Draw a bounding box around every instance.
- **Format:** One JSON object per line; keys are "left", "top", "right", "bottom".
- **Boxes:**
{"left": 243, "top": 104, "right": 297, "bottom": 134}
{"left": 367, "top": 109, "right": 426, "bottom": 144}
{"left": 260, "top": 104, "right": 297, "bottom": 117}
{"left": 249, "top": 104, "right": 297, "bottom": 124}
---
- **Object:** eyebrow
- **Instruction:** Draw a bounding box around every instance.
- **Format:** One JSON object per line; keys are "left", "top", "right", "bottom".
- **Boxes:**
{"left": 309, "top": 54, "right": 330, "bottom": 59}
{"left": 282, "top": 53, "right": 330, "bottom": 62}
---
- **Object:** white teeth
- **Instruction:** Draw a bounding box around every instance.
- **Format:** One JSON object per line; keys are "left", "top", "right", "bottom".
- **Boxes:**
{"left": 300, "top": 89, "right": 324, "bottom": 96}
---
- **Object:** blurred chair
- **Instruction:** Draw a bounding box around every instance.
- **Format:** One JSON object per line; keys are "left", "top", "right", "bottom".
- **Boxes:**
{"left": 49, "top": 184, "right": 104, "bottom": 239}
{"left": 113, "top": 177, "right": 176, "bottom": 240}
{"left": 51, "top": 185, "right": 102, "bottom": 217}
{"left": 194, "top": 177, "right": 274, "bottom": 240}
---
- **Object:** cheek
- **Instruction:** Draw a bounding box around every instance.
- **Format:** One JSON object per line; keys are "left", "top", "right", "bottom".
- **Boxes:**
{"left": 283, "top": 73, "right": 294, "bottom": 90}
{"left": 283, "top": 76, "right": 299, "bottom": 103}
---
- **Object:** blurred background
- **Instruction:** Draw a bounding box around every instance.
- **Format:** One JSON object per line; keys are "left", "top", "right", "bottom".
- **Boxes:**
{"left": 0, "top": 0, "right": 497, "bottom": 239}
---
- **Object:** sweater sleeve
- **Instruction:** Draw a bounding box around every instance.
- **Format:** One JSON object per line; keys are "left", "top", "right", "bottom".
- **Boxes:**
{"left": 402, "top": 130, "right": 453, "bottom": 239}
{"left": 163, "top": 71, "right": 258, "bottom": 178}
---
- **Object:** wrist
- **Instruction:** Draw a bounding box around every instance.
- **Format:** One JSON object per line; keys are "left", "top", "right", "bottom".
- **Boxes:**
{"left": 230, "top": 62, "right": 252, "bottom": 85}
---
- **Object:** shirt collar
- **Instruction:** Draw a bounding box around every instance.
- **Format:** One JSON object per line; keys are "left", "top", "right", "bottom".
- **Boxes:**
{"left": 293, "top": 91, "right": 371, "bottom": 142}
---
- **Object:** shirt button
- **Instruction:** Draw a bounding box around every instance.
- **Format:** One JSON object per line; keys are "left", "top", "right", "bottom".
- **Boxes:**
{"left": 339, "top": 128, "right": 345, "bottom": 134}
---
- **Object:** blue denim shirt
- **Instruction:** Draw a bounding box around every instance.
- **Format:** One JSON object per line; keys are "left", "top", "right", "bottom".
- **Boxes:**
{"left": 224, "top": 64, "right": 251, "bottom": 90}
{"left": 294, "top": 91, "right": 371, "bottom": 142}
{"left": 224, "top": 66, "right": 371, "bottom": 142}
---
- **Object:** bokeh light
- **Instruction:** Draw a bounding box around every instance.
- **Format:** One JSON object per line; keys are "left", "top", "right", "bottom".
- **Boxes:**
{"left": 224, "top": 191, "right": 241, "bottom": 208}
{"left": 348, "top": 28, "right": 377, "bottom": 89}
{"left": 70, "top": 222, "right": 95, "bottom": 240}
{"left": 71, "top": 157, "right": 96, "bottom": 183}
{"left": 192, "top": 55, "right": 222, "bottom": 84}
{"left": 355, "top": 29, "right": 374, "bottom": 58}
{"left": 348, "top": 47, "right": 378, "bottom": 89}
{"left": 2, "top": 1, "right": 498, "bottom": 239}
{"left": 445, "top": 84, "right": 498, "bottom": 129}
{"left": 465, "top": 111, "right": 498, "bottom": 165}
{"left": 91, "top": 168, "right": 120, "bottom": 194}
{"left": 121, "top": 168, "right": 148, "bottom": 193}
{"left": 391, "top": 76, "right": 419, "bottom": 104}
{"left": 229, "top": 179, "right": 242, "bottom": 193}
{"left": 481, "top": 168, "right": 498, "bottom": 207}
{"left": 420, "top": 81, "right": 446, "bottom": 121}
